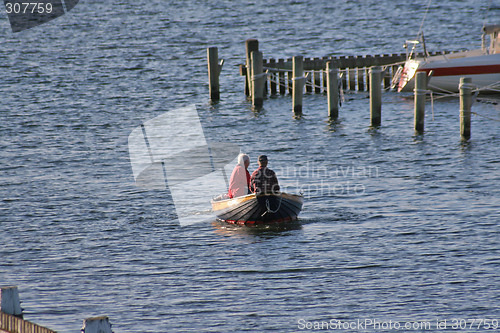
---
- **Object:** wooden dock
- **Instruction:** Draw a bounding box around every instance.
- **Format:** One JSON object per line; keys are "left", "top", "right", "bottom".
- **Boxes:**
{"left": 243, "top": 50, "right": 452, "bottom": 95}
{"left": 234, "top": 38, "right": 456, "bottom": 101}
{"left": 205, "top": 40, "right": 478, "bottom": 136}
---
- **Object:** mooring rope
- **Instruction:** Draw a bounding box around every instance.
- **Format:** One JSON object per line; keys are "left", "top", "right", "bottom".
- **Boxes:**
{"left": 263, "top": 66, "right": 292, "bottom": 73}
{"left": 423, "top": 81, "right": 500, "bottom": 122}
{"left": 267, "top": 74, "right": 325, "bottom": 91}
{"left": 265, "top": 196, "right": 283, "bottom": 214}
{"left": 471, "top": 111, "right": 500, "bottom": 122}
{"left": 251, "top": 72, "right": 268, "bottom": 81}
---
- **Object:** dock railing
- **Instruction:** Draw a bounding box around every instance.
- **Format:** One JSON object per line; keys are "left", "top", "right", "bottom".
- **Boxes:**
{"left": 260, "top": 51, "right": 451, "bottom": 94}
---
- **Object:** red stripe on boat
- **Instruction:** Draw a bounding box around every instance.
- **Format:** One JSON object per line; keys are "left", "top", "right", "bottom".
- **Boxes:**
{"left": 221, "top": 215, "right": 297, "bottom": 226}
{"left": 418, "top": 64, "right": 500, "bottom": 77}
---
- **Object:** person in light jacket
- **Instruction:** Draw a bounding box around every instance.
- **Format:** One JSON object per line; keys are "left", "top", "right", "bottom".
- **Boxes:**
{"left": 228, "top": 153, "right": 251, "bottom": 198}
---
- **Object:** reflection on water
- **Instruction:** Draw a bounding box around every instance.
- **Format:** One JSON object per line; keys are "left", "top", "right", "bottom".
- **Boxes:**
{"left": 211, "top": 219, "right": 303, "bottom": 238}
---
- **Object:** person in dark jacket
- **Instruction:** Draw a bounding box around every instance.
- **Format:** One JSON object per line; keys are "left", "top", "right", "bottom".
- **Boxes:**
{"left": 250, "top": 155, "right": 280, "bottom": 195}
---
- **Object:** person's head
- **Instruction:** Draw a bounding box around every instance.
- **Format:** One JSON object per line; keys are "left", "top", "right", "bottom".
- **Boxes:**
{"left": 238, "top": 153, "right": 250, "bottom": 169}
{"left": 258, "top": 155, "right": 268, "bottom": 167}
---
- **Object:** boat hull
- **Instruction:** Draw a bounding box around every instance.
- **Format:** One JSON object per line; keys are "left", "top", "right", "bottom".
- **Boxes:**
{"left": 398, "top": 52, "right": 500, "bottom": 93}
{"left": 211, "top": 193, "right": 303, "bottom": 226}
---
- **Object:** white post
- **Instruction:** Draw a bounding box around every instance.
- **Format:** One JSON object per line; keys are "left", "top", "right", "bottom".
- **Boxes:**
{"left": 82, "top": 316, "right": 113, "bottom": 333}
{"left": 0, "top": 286, "right": 23, "bottom": 317}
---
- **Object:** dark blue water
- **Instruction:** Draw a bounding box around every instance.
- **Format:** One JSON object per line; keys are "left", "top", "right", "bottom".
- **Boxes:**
{"left": 1, "top": 1, "right": 500, "bottom": 332}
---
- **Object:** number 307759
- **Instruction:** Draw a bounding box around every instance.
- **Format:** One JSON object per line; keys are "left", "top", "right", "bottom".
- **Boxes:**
{"left": 5, "top": 2, "right": 53, "bottom": 14}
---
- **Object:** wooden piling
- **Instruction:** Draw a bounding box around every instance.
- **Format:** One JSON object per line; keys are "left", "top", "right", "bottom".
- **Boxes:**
{"left": 251, "top": 51, "right": 264, "bottom": 107}
{"left": 365, "top": 67, "right": 370, "bottom": 91}
{"left": 314, "top": 70, "right": 321, "bottom": 94}
{"left": 269, "top": 58, "right": 277, "bottom": 95}
{"left": 341, "top": 69, "right": 347, "bottom": 91}
{"left": 357, "top": 68, "right": 365, "bottom": 91}
{"left": 292, "top": 55, "right": 304, "bottom": 115}
{"left": 207, "top": 47, "right": 221, "bottom": 101}
{"left": 414, "top": 71, "right": 427, "bottom": 133}
{"left": 1, "top": 286, "right": 23, "bottom": 317}
{"left": 348, "top": 68, "right": 356, "bottom": 91}
{"left": 459, "top": 77, "right": 472, "bottom": 140}
{"left": 278, "top": 59, "right": 286, "bottom": 95}
{"left": 288, "top": 70, "right": 293, "bottom": 94}
{"left": 326, "top": 61, "right": 339, "bottom": 119}
{"left": 245, "top": 39, "right": 259, "bottom": 97}
{"left": 323, "top": 63, "right": 328, "bottom": 93}
{"left": 240, "top": 64, "right": 249, "bottom": 95}
{"left": 369, "top": 66, "right": 382, "bottom": 127}
{"left": 82, "top": 316, "right": 113, "bottom": 333}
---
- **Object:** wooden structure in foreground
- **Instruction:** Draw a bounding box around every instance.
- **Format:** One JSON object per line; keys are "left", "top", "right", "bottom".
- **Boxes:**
{"left": 0, "top": 311, "right": 115, "bottom": 333}
{"left": 0, "top": 286, "right": 56, "bottom": 333}
{"left": 0, "top": 312, "right": 56, "bottom": 333}
{"left": 0, "top": 286, "right": 115, "bottom": 333}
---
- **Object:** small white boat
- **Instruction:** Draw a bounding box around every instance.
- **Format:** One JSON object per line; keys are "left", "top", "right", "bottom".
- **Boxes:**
{"left": 395, "top": 24, "right": 500, "bottom": 93}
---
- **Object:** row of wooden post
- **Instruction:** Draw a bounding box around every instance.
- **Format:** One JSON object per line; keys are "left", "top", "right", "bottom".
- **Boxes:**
{"left": 207, "top": 43, "right": 473, "bottom": 139}
{"left": 0, "top": 286, "right": 114, "bottom": 333}
{"left": 264, "top": 64, "right": 393, "bottom": 94}
{"left": 413, "top": 72, "right": 472, "bottom": 139}
{"left": 242, "top": 46, "right": 472, "bottom": 138}
{"left": 286, "top": 55, "right": 344, "bottom": 118}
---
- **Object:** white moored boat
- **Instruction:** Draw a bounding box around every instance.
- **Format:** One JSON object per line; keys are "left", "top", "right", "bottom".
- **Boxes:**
{"left": 396, "top": 24, "right": 500, "bottom": 93}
